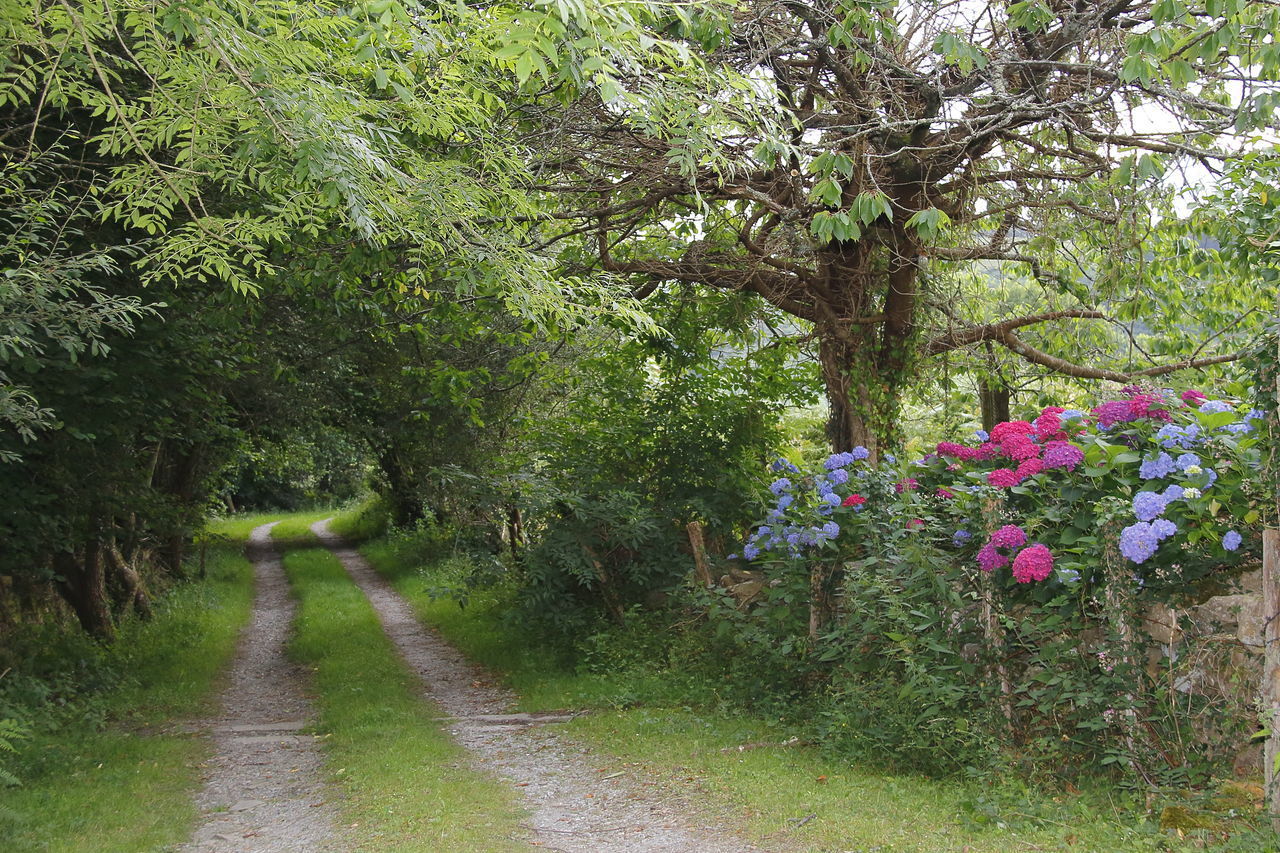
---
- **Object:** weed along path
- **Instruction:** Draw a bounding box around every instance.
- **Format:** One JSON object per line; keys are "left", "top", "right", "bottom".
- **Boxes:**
{"left": 183, "top": 522, "right": 343, "bottom": 853}
{"left": 311, "top": 518, "right": 766, "bottom": 853}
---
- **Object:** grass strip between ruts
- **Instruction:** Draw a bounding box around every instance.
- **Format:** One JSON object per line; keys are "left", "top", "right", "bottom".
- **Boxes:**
{"left": 281, "top": 546, "right": 529, "bottom": 852}
{"left": 0, "top": 542, "right": 255, "bottom": 853}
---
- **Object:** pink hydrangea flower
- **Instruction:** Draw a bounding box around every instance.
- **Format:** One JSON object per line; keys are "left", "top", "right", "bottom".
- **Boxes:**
{"left": 894, "top": 478, "right": 919, "bottom": 493}
{"left": 935, "top": 487, "right": 955, "bottom": 499}
{"left": 936, "top": 441, "right": 976, "bottom": 460}
{"left": 1015, "top": 458, "right": 1044, "bottom": 480}
{"left": 1181, "top": 389, "right": 1207, "bottom": 407}
{"left": 974, "top": 442, "right": 999, "bottom": 460}
{"left": 1001, "top": 433, "right": 1041, "bottom": 461}
{"left": 987, "top": 468, "right": 1020, "bottom": 488}
{"left": 991, "top": 420, "right": 1035, "bottom": 444}
{"left": 1011, "top": 543, "right": 1054, "bottom": 583}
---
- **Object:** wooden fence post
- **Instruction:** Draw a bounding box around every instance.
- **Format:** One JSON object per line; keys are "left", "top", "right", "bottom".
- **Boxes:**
{"left": 1264, "top": 529, "right": 1280, "bottom": 832}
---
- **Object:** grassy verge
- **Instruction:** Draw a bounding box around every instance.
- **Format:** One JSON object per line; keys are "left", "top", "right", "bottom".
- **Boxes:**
{"left": 357, "top": 537, "right": 1271, "bottom": 853}
{"left": 282, "top": 546, "right": 528, "bottom": 851}
{"left": 0, "top": 542, "right": 255, "bottom": 852}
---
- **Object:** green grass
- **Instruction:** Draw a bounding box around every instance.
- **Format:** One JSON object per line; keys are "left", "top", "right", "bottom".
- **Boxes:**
{"left": 356, "top": 538, "right": 1273, "bottom": 853}
{"left": 283, "top": 547, "right": 528, "bottom": 851}
{"left": 0, "top": 544, "right": 256, "bottom": 852}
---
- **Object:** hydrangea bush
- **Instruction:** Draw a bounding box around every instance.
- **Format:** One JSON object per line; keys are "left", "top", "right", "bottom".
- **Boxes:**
{"left": 729, "top": 386, "right": 1269, "bottom": 778}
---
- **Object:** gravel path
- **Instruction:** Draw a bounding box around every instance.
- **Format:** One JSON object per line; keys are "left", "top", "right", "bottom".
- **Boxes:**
{"left": 311, "top": 517, "right": 765, "bottom": 853}
{"left": 182, "top": 522, "right": 343, "bottom": 853}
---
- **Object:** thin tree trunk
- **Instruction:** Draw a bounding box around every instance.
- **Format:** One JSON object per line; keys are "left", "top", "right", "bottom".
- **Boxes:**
{"left": 106, "top": 544, "right": 152, "bottom": 620}
{"left": 686, "top": 521, "right": 714, "bottom": 589}
{"left": 54, "top": 542, "right": 114, "bottom": 640}
{"left": 979, "top": 381, "right": 1011, "bottom": 433}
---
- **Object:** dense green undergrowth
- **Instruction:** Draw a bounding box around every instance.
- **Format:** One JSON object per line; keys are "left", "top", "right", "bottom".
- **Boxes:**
{"left": 0, "top": 535, "right": 255, "bottom": 851}
{"left": 280, "top": 540, "right": 528, "bottom": 851}
{"left": 359, "top": 521, "right": 1277, "bottom": 852}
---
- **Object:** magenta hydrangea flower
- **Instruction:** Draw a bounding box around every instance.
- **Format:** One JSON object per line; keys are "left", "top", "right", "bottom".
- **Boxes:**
{"left": 1011, "top": 544, "right": 1054, "bottom": 583}
{"left": 1181, "top": 389, "right": 1207, "bottom": 406}
{"left": 990, "top": 420, "right": 1035, "bottom": 444}
{"left": 1041, "top": 441, "right": 1084, "bottom": 471}
{"left": 1015, "top": 458, "right": 1044, "bottom": 481}
{"left": 987, "top": 468, "right": 1020, "bottom": 487}
{"left": 894, "top": 478, "right": 919, "bottom": 493}
{"left": 989, "top": 524, "right": 1027, "bottom": 549}
{"left": 935, "top": 487, "right": 955, "bottom": 499}
{"left": 1034, "top": 407, "right": 1065, "bottom": 440}
{"left": 977, "top": 543, "right": 1008, "bottom": 572}
{"left": 936, "top": 441, "right": 977, "bottom": 460}
{"left": 1001, "top": 433, "right": 1041, "bottom": 461}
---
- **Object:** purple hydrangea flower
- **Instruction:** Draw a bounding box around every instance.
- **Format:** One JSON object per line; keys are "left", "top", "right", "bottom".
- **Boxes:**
{"left": 769, "top": 477, "right": 791, "bottom": 495}
{"left": 977, "top": 543, "right": 1009, "bottom": 572}
{"left": 1132, "top": 491, "right": 1167, "bottom": 522}
{"left": 1139, "top": 452, "right": 1175, "bottom": 479}
{"left": 989, "top": 524, "right": 1027, "bottom": 549}
{"left": 1223, "top": 530, "right": 1243, "bottom": 551}
{"left": 953, "top": 529, "right": 972, "bottom": 547}
{"left": 1042, "top": 441, "right": 1084, "bottom": 471}
{"left": 1119, "top": 522, "right": 1160, "bottom": 564}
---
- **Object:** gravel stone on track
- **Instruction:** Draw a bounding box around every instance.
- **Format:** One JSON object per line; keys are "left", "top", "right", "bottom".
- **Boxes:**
{"left": 312, "top": 517, "right": 765, "bottom": 853}
{"left": 182, "top": 522, "right": 344, "bottom": 853}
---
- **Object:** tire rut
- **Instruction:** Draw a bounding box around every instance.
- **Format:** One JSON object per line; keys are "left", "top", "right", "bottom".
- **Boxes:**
{"left": 182, "top": 522, "right": 344, "bottom": 853}
{"left": 312, "top": 518, "right": 765, "bottom": 853}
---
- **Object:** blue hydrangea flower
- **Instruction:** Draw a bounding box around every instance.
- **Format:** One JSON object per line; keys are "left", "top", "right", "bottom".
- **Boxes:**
{"left": 828, "top": 468, "right": 850, "bottom": 485}
{"left": 1202, "top": 468, "right": 1217, "bottom": 485}
{"left": 777, "top": 494, "right": 794, "bottom": 509}
{"left": 952, "top": 529, "right": 972, "bottom": 547}
{"left": 883, "top": 454, "right": 897, "bottom": 464}
{"left": 821, "top": 492, "right": 841, "bottom": 507}
{"left": 1155, "top": 423, "right": 1201, "bottom": 449}
{"left": 785, "top": 532, "right": 801, "bottom": 546}
{"left": 1162, "top": 484, "right": 1185, "bottom": 502}
{"left": 1247, "top": 409, "right": 1266, "bottom": 424}
{"left": 1119, "top": 522, "right": 1160, "bottom": 564}
{"left": 1060, "top": 409, "right": 1084, "bottom": 421}
{"left": 770, "top": 458, "right": 799, "bottom": 473}
{"left": 851, "top": 446, "right": 871, "bottom": 460}
{"left": 817, "top": 479, "right": 836, "bottom": 497}
{"left": 1175, "top": 452, "right": 1201, "bottom": 472}
{"left": 757, "top": 526, "right": 771, "bottom": 536}
{"left": 821, "top": 521, "right": 840, "bottom": 538}
{"left": 1221, "top": 422, "right": 1251, "bottom": 434}
{"left": 1139, "top": 452, "right": 1175, "bottom": 479}
{"left": 1132, "top": 491, "right": 1167, "bottom": 522}
{"left": 974, "top": 429, "right": 990, "bottom": 442}
{"left": 742, "top": 543, "right": 760, "bottom": 560}
{"left": 1223, "top": 530, "right": 1243, "bottom": 551}
{"left": 1151, "top": 519, "right": 1177, "bottom": 540}
{"left": 767, "top": 508, "right": 785, "bottom": 521}
{"left": 1199, "top": 400, "right": 1232, "bottom": 414}
{"left": 769, "top": 477, "right": 791, "bottom": 495}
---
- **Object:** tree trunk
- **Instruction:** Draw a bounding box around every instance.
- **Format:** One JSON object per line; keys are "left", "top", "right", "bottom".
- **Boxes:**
{"left": 818, "top": 332, "right": 882, "bottom": 459}
{"left": 106, "top": 544, "right": 152, "bottom": 620}
{"left": 54, "top": 542, "right": 114, "bottom": 640}
{"left": 979, "top": 381, "right": 1011, "bottom": 433}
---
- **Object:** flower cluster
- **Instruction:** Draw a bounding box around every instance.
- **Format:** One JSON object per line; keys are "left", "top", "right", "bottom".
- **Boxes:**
{"left": 736, "top": 387, "right": 1263, "bottom": 590}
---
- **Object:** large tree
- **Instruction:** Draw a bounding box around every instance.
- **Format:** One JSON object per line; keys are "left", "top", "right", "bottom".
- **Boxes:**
{"left": 535, "top": 0, "right": 1279, "bottom": 455}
